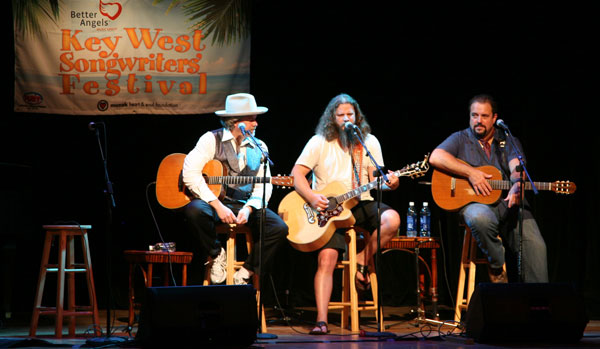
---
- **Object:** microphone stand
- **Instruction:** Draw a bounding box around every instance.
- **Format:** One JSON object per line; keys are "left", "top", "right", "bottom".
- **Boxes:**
{"left": 240, "top": 128, "right": 277, "bottom": 340}
{"left": 499, "top": 125, "right": 537, "bottom": 282}
{"left": 348, "top": 126, "right": 390, "bottom": 335}
{"left": 86, "top": 123, "right": 126, "bottom": 345}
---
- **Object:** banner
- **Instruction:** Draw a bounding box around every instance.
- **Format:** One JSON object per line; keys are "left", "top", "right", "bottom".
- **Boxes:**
{"left": 13, "top": 0, "right": 250, "bottom": 115}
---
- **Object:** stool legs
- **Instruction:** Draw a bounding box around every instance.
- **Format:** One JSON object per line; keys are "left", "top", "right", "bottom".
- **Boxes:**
{"left": 128, "top": 263, "right": 136, "bottom": 331}
{"left": 80, "top": 233, "right": 100, "bottom": 333}
{"left": 455, "top": 227, "right": 506, "bottom": 321}
{"left": 329, "top": 228, "right": 380, "bottom": 333}
{"left": 348, "top": 228, "right": 359, "bottom": 332}
{"left": 55, "top": 231, "right": 66, "bottom": 337}
{"left": 454, "top": 229, "right": 471, "bottom": 321}
{"left": 226, "top": 232, "right": 237, "bottom": 285}
{"left": 30, "top": 230, "right": 54, "bottom": 337}
{"left": 30, "top": 226, "right": 99, "bottom": 338}
{"left": 205, "top": 224, "right": 267, "bottom": 333}
{"left": 253, "top": 274, "right": 267, "bottom": 334}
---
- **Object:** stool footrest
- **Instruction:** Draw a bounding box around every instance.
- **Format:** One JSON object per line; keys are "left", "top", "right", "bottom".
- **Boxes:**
{"left": 39, "top": 310, "right": 95, "bottom": 317}
{"left": 45, "top": 268, "right": 88, "bottom": 273}
{"left": 62, "top": 310, "right": 95, "bottom": 316}
{"left": 38, "top": 306, "right": 95, "bottom": 314}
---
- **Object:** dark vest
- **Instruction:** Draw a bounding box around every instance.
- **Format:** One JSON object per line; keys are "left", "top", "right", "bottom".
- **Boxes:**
{"left": 212, "top": 129, "right": 263, "bottom": 203}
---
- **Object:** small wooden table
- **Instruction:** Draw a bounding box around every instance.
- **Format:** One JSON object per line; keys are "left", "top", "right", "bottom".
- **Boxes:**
{"left": 382, "top": 236, "right": 440, "bottom": 319}
{"left": 123, "top": 250, "right": 193, "bottom": 330}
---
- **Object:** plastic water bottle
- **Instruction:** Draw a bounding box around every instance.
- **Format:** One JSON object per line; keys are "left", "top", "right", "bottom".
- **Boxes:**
{"left": 419, "top": 202, "right": 431, "bottom": 237}
{"left": 406, "top": 202, "right": 417, "bottom": 237}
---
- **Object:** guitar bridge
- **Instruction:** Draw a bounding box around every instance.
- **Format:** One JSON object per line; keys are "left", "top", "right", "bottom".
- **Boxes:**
{"left": 451, "top": 177, "right": 456, "bottom": 197}
{"left": 317, "top": 205, "right": 343, "bottom": 227}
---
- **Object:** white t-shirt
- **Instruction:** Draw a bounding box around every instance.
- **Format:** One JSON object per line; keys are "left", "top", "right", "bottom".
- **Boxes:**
{"left": 294, "top": 134, "right": 385, "bottom": 201}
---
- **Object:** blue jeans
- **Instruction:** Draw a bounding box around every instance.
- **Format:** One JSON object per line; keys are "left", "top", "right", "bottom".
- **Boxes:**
{"left": 461, "top": 202, "right": 548, "bottom": 282}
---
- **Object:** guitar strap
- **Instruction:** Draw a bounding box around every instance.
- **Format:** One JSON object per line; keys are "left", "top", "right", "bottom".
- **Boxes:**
{"left": 351, "top": 144, "right": 363, "bottom": 189}
{"left": 495, "top": 132, "right": 511, "bottom": 179}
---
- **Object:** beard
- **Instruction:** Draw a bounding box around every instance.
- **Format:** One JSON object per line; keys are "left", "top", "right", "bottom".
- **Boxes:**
{"left": 472, "top": 124, "right": 488, "bottom": 140}
{"left": 337, "top": 124, "right": 360, "bottom": 149}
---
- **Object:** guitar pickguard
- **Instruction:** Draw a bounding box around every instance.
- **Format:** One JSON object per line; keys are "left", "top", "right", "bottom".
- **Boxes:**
{"left": 303, "top": 203, "right": 316, "bottom": 224}
{"left": 317, "top": 204, "right": 344, "bottom": 227}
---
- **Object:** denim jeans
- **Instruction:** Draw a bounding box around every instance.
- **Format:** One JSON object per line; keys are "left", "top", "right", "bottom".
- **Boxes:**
{"left": 461, "top": 202, "right": 548, "bottom": 282}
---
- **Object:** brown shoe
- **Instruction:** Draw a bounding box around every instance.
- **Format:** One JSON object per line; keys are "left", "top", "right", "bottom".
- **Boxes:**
{"left": 488, "top": 266, "right": 508, "bottom": 283}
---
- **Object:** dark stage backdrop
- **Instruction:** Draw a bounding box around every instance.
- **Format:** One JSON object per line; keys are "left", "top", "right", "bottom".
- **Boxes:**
{"left": 3, "top": 2, "right": 598, "bottom": 323}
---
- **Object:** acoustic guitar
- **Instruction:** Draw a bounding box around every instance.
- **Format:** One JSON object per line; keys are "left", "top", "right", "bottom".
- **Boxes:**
{"left": 431, "top": 164, "right": 576, "bottom": 211}
{"left": 279, "top": 154, "right": 430, "bottom": 252}
{"left": 155, "top": 153, "right": 294, "bottom": 209}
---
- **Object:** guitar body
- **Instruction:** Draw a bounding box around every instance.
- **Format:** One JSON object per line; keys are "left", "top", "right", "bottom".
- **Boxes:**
{"left": 156, "top": 153, "right": 191, "bottom": 209}
{"left": 156, "top": 153, "right": 294, "bottom": 210}
{"left": 431, "top": 165, "right": 502, "bottom": 211}
{"left": 279, "top": 154, "right": 431, "bottom": 252}
{"left": 279, "top": 181, "right": 358, "bottom": 252}
{"left": 200, "top": 159, "right": 228, "bottom": 200}
{"left": 155, "top": 154, "right": 226, "bottom": 209}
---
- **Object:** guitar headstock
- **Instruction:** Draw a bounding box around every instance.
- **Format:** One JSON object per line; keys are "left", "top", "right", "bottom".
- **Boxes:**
{"left": 551, "top": 180, "right": 576, "bottom": 195}
{"left": 397, "top": 153, "right": 430, "bottom": 179}
{"left": 273, "top": 175, "right": 294, "bottom": 188}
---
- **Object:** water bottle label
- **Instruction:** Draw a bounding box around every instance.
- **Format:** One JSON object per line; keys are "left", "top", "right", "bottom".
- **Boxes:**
{"left": 419, "top": 216, "right": 430, "bottom": 237}
{"left": 406, "top": 216, "right": 416, "bottom": 237}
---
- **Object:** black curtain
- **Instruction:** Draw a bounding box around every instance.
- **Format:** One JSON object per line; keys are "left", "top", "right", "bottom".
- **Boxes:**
{"left": 3, "top": 1, "right": 597, "bottom": 322}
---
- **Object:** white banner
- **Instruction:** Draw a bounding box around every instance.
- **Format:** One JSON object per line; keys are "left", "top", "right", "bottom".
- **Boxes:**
{"left": 13, "top": 0, "right": 250, "bottom": 115}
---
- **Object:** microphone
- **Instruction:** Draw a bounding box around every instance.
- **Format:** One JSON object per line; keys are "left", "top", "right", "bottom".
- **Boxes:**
{"left": 343, "top": 122, "right": 358, "bottom": 131}
{"left": 88, "top": 121, "right": 101, "bottom": 131}
{"left": 495, "top": 119, "right": 510, "bottom": 131}
{"left": 238, "top": 123, "right": 248, "bottom": 135}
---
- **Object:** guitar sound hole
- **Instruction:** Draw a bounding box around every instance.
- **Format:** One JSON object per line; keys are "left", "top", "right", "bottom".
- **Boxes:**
{"left": 327, "top": 198, "right": 337, "bottom": 211}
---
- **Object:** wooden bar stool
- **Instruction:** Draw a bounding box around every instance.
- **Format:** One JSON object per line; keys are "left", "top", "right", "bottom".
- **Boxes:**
{"left": 30, "top": 225, "right": 100, "bottom": 338}
{"left": 328, "top": 227, "right": 382, "bottom": 333}
{"left": 454, "top": 225, "right": 506, "bottom": 321}
{"left": 203, "top": 223, "right": 267, "bottom": 333}
{"left": 123, "top": 250, "right": 193, "bottom": 331}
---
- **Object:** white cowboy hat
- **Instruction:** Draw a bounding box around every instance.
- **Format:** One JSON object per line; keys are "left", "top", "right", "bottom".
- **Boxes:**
{"left": 215, "top": 93, "right": 268, "bottom": 117}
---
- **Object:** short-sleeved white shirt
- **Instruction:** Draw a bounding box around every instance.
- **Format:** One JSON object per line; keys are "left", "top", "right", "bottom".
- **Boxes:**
{"left": 294, "top": 134, "right": 384, "bottom": 201}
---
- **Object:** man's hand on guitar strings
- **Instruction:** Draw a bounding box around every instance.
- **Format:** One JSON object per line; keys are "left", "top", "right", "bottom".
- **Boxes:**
{"left": 468, "top": 169, "right": 493, "bottom": 196}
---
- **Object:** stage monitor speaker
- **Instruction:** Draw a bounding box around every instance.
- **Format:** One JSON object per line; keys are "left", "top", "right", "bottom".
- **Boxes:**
{"left": 466, "top": 283, "right": 588, "bottom": 343}
{"left": 135, "top": 285, "right": 258, "bottom": 347}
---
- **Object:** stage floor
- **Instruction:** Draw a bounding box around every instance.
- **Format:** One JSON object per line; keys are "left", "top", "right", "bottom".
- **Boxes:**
{"left": 1, "top": 307, "right": 599, "bottom": 348}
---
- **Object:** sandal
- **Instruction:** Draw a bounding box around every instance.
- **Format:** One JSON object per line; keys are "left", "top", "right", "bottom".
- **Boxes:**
{"left": 309, "top": 321, "right": 329, "bottom": 335}
{"left": 355, "top": 263, "right": 371, "bottom": 292}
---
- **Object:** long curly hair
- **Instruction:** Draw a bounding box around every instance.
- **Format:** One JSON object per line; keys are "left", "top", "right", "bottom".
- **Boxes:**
{"left": 315, "top": 93, "right": 371, "bottom": 142}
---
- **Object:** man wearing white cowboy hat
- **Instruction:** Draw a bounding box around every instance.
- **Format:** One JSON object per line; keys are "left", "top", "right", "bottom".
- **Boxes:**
{"left": 182, "top": 93, "right": 288, "bottom": 285}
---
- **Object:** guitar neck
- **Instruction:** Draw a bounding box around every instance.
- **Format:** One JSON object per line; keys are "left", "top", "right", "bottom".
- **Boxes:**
{"left": 489, "top": 180, "right": 552, "bottom": 191}
{"left": 334, "top": 170, "right": 401, "bottom": 203}
{"left": 206, "top": 176, "right": 270, "bottom": 185}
